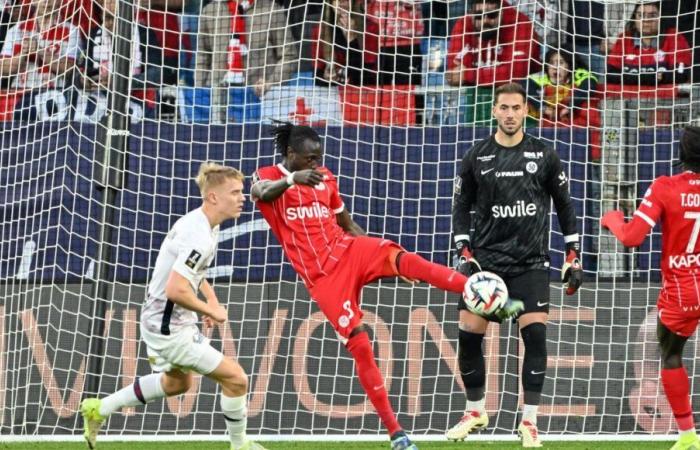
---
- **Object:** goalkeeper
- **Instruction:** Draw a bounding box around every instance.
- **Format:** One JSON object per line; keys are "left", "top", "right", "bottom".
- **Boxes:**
{"left": 447, "top": 83, "right": 582, "bottom": 447}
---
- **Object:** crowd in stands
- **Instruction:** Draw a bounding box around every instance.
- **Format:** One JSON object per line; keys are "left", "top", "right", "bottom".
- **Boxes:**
{"left": 0, "top": 0, "right": 695, "bottom": 124}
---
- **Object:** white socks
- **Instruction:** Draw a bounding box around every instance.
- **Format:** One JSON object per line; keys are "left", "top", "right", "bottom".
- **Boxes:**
{"left": 221, "top": 393, "right": 248, "bottom": 448}
{"left": 466, "top": 398, "right": 486, "bottom": 414}
{"left": 522, "top": 403, "right": 539, "bottom": 424}
{"left": 99, "top": 373, "right": 165, "bottom": 417}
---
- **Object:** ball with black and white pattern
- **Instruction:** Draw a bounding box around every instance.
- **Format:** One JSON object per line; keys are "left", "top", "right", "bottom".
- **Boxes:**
{"left": 462, "top": 271, "right": 509, "bottom": 316}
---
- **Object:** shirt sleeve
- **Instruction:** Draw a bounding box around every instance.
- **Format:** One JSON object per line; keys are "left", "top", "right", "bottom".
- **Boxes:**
{"left": 634, "top": 178, "right": 666, "bottom": 227}
{"left": 601, "top": 177, "right": 666, "bottom": 248}
{"left": 452, "top": 150, "right": 477, "bottom": 242}
{"left": 171, "top": 233, "right": 211, "bottom": 284}
{"left": 251, "top": 167, "right": 273, "bottom": 201}
{"left": 545, "top": 148, "right": 578, "bottom": 241}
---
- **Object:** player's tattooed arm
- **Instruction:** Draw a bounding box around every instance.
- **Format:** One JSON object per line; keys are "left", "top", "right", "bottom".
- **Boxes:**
{"left": 251, "top": 169, "right": 324, "bottom": 202}
{"left": 251, "top": 179, "right": 290, "bottom": 202}
{"left": 336, "top": 209, "right": 365, "bottom": 236}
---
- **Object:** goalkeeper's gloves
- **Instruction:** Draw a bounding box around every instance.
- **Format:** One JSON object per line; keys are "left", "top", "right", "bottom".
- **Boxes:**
{"left": 455, "top": 239, "right": 482, "bottom": 276}
{"left": 561, "top": 241, "right": 583, "bottom": 295}
{"left": 495, "top": 298, "right": 525, "bottom": 321}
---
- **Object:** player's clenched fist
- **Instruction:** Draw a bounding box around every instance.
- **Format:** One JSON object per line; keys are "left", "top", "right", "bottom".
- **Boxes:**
{"left": 291, "top": 169, "right": 324, "bottom": 186}
{"left": 207, "top": 305, "right": 228, "bottom": 324}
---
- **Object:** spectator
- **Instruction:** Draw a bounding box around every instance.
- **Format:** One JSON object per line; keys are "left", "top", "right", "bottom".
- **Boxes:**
{"left": 312, "top": 0, "right": 378, "bottom": 86}
{"left": 194, "top": 0, "right": 247, "bottom": 123}
{"left": 0, "top": 0, "right": 81, "bottom": 89}
{"left": 525, "top": 47, "right": 598, "bottom": 125}
{"left": 0, "top": 0, "right": 27, "bottom": 51}
{"left": 138, "top": 0, "right": 181, "bottom": 86}
{"left": 568, "top": 0, "right": 606, "bottom": 77}
{"left": 366, "top": 0, "right": 423, "bottom": 85}
{"left": 246, "top": 0, "right": 298, "bottom": 97}
{"left": 446, "top": 0, "right": 540, "bottom": 88}
{"left": 84, "top": 0, "right": 161, "bottom": 92}
{"left": 606, "top": 1, "right": 692, "bottom": 86}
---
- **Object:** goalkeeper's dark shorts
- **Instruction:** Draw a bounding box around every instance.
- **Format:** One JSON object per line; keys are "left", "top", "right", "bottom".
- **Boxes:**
{"left": 458, "top": 269, "right": 550, "bottom": 322}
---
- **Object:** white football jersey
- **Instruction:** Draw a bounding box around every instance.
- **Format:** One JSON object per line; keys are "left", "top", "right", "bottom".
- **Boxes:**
{"left": 141, "top": 207, "right": 219, "bottom": 335}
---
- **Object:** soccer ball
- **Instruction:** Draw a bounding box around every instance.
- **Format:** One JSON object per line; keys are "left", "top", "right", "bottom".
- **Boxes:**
{"left": 463, "top": 271, "right": 509, "bottom": 316}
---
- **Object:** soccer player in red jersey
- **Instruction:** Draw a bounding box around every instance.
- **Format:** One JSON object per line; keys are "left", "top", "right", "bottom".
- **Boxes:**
{"left": 602, "top": 126, "right": 700, "bottom": 450}
{"left": 252, "top": 122, "right": 522, "bottom": 450}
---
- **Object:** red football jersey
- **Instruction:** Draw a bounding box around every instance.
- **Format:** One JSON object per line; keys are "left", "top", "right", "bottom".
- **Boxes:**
{"left": 607, "top": 28, "right": 692, "bottom": 75}
{"left": 633, "top": 172, "right": 700, "bottom": 303}
{"left": 446, "top": 5, "right": 540, "bottom": 85}
{"left": 252, "top": 163, "right": 352, "bottom": 287}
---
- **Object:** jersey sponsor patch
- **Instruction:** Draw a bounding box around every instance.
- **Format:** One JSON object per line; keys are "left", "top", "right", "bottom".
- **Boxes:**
{"left": 495, "top": 170, "right": 523, "bottom": 178}
{"left": 185, "top": 250, "right": 202, "bottom": 269}
{"left": 526, "top": 162, "right": 538, "bottom": 174}
{"left": 558, "top": 170, "right": 568, "bottom": 186}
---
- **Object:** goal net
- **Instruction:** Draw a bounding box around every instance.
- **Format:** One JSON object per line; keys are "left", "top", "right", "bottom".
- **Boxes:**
{"left": 1, "top": 0, "right": 699, "bottom": 440}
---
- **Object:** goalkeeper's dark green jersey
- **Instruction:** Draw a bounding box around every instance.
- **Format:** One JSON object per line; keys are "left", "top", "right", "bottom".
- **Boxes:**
{"left": 452, "top": 134, "right": 579, "bottom": 274}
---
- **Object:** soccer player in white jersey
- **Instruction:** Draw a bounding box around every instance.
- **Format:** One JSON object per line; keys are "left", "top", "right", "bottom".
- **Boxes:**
{"left": 80, "top": 163, "right": 265, "bottom": 450}
{"left": 602, "top": 126, "right": 700, "bottom": 450}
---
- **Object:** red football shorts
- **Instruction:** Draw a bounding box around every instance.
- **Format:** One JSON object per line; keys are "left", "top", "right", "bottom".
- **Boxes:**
{"left": 308, "top": 236, "right": 403, "bottom": 340}
{"left": 658, "top": 290, "right": 700, "bottom": 337}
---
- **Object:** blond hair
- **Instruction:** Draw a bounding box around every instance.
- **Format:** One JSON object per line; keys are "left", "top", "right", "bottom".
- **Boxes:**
{"left": 195, "top": 162, "right": 244, "bottom": 197}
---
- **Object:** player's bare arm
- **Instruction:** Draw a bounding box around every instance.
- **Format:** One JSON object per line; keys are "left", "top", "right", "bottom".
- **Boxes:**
{"left": 601, "top": 210, "right": 652, "bottom": 247}
{"left": 200, "top": 279, "right": 219, "bottom": 305}
{"left": 252, "top": 169, "right": 324, "bottom": 203}
{"left": 336, "top": 209, "right": 365, "bottom": 236}
{"left": 164, "top": 270, "right": 226, "bottom": 323}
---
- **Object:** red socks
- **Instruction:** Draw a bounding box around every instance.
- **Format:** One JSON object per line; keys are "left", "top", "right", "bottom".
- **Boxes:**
{"left": 662, "top": 367, "right": 696, "bottom": 432}
{"left": 346, "top": 331, "right": 402, "bottom": 437}
{"left": 397, "top": 252, "right": 467, "bottom": 294}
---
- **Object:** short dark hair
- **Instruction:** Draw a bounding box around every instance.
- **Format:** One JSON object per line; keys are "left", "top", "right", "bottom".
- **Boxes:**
{"left": 270, "top": 121, "right": 321, "bottom": 156}
{"left": 680, "top": 125, "right": 700, "bottom": 172}
{"left": 493, "top": 83, "right": 527, "bottom": 104}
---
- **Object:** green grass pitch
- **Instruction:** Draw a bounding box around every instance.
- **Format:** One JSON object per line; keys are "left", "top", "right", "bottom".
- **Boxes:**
{"left": 0, "top": 442, "right": 675, "bottom": 450}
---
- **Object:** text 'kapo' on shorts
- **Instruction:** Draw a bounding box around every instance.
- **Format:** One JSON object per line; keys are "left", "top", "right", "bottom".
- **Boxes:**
{"left": 141, "top": 324, "right": 223, "bottom": 374}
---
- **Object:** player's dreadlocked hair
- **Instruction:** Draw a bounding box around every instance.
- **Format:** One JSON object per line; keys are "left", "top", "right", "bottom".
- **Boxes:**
{"left": 679, "top": 125, "right": 700, "bottom": 172}
{"left": 270, "top": 121, "right": 321, "bottom": 157}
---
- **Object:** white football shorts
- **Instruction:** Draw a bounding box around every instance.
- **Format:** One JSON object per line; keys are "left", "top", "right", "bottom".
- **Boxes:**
{"left": 141, "top": 324, "right": 223, "bottom": 375}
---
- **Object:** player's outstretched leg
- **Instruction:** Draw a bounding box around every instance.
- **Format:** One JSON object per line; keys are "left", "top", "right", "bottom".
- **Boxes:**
{"left": 446, "top": 329, "right": 488, "bottom": 441}
{"left": 395, "top": 251, "right": 467, "bottom": 294}
{"left": 80, "top": 372, "right": 169, "bottom": 448}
